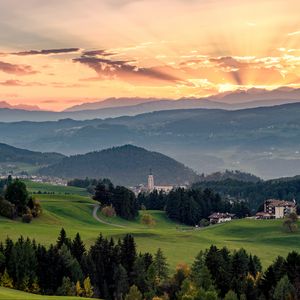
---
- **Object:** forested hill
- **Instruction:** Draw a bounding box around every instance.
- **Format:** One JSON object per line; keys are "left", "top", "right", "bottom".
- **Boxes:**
{"left": 198, "top": 170, "right": 261, "bottom": 183}
{"left": 192, "top": 176, "right": 300, "bottom": 211}
{"left": 39, "top": 145, "right": 198, "bottom": 186}
{"left": 1, "top": 102, "right": 300, "bottom": 178}
{"left": 0, "top": 143, "right": 65, "bottom": 165}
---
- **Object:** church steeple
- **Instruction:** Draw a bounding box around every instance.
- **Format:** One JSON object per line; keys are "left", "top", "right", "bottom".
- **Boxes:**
{"left": 148, "top": 169, "right": 154, "bottom": 191}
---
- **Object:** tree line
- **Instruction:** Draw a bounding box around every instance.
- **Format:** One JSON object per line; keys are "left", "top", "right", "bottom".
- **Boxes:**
{"left": 0, "top": 176, "right": 41, "bottom": 222}
{"left": 68, "top": 177, "right": 251, "bottom": 225}
{"left": 192, "top": 177, "right": 300, "bottom": 213}
{"left": 138, "top": 188, "right": 250, "bottom": 226}
{"left": 0, "top": 230, "right": 299, "bottom": 299}
{"left": 93, "top": 179, "right": 138, "bottom": 220}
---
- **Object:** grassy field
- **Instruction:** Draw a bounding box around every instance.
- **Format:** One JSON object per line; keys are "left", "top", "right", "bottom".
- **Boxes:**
{"left": 0, "top": 181, "right": 299, "bottom": 269}
{"left": 24, "top": 180, "right": 89, "bottom": 196}
{"left": 0, "top": 287, "right": 92, "bottom": 300}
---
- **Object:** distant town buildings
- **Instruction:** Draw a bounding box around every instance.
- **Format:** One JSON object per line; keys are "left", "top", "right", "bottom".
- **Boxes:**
{"left": 131, "top": 170, "right": 187, "bottom": 195}
{"left": 209, "top": 212, "right": 235, "bottom": 224}
{"left": 0, "top": 174, "right": 68, "bottom": 186}
{"left": 256, "top": 199, "right": 297, "bottom": 219}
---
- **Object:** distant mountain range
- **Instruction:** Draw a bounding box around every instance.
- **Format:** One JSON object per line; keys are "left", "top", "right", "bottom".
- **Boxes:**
{"left": 39, "top": 144, "right": 198, "bottom": 186}
{"left": 0, "top": 101, "right": 41, "bottom": 111}
{"left": 64, "top": 97, "right": 162, "bottom": 112}
{"left": 1, "top": 87, "right": 300, "bottom": 122}
{"left": 0, "top": 102, "right": 300, "bottom": 178}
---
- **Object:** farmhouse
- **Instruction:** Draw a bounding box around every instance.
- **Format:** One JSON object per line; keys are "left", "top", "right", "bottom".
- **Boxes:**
{"left": 256, "top": 199, "right": 297, "bottom": 219}
{"left": 209, "top": 212, "right": 235, "bottom": 224}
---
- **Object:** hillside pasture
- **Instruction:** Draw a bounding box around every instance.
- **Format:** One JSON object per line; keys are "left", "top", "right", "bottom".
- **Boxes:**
{"left": 0, "top": 181, "right": 299, "bottom": 268}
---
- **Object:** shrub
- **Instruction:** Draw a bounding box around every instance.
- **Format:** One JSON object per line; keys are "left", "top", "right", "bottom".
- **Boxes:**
{"left": 0, "top": 199, "right": 16, "bottom": 219}
{"left": 28, "top": 197, "right": 42, "bottom": 217}
{"left": 141, "top": 213, "right": 156, "bottom": 227}
{"left": 101, "top": 205, "right": 116, "bottom": 217}
{"left": 199, "top": 218, "right": 210, "bottom": 227}
{"left": 22, "top": 213, "right": 33, "bottom": 223}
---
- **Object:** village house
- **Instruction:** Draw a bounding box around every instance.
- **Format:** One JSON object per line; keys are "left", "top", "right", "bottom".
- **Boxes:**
{"left": 209, "top": 212, "right": 235, "bottom": 224}
{"left": 256, "top": 199, "right": 297, "bottom": 219}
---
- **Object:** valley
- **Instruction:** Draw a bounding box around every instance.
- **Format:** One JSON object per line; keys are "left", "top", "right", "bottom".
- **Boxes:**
{"left": 0, "top": 181, "right": 298, "bottom": 269}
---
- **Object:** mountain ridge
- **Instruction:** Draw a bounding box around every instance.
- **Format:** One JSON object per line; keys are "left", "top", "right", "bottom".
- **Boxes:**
{"left": 1, "top": 87, "right": 300, "bottom": 122}
{"left": 39, "top": 144, "right": 199, "bottom": 186}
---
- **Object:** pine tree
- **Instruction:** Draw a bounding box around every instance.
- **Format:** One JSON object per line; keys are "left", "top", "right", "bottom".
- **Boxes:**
{"left": 20, "top": 275, "right": 30, "bottom": 292}
{"left": 83, "top": 276, "right": 94, "bottom": 298}
{"left": 121, "top": 234, "right": 137, "bottom": 278}
{"left": 71, "top": 233, "right": 86, "bottom": 262}
{"left": 56, "top": 276, "right": 76, "bottom": 296}
{"left": 132, "top": 256, "right": 149, "bottom": 293}
{"left": 0, "top": 269, "right": 13, "bottom": 288}
{"left": 31, "top": 278, "right": 40, "bottom": 294}
{"left": 125, "top": 285, "right": 143, "bottom": 300}
{"left": 273, "top": 275, "right": 296, "bottom": 300}
{"left": 56, "top": 228, "right": 71, "bottom": 249}
{"left": 224, "top": 290, "right": 238, "bottom": 300}
{"left": 59, "top": 244, "right": 83, "bottom": 282}
{"left": 113, "top": 264, "right": 129, "bottom": 300}
{"left": 0, "top": 251, "right": 5, "bottom": 273}
{"left": 153, "top": 248, "right": 169, "bottom": 282}
{"left": 191, "top": 251, "right": 213, "bottom": 291}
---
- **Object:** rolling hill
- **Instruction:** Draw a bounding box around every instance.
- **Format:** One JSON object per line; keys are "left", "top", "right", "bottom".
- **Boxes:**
{"left": 0, "top": 181, "right": 299, "bottom": 270}
{"left": 39, "top": 145, "right": 198, "bottom": 186}
{"left": 0, "top": 287, "right": 92, "bottom": 300}
{"left": 0, "top": 143, "right": 65, "bottom": 165}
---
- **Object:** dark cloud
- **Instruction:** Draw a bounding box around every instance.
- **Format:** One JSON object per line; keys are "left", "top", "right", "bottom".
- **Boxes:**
{"left": 0, "top": 79, "right": 43, "bottom": 86}
{"left": 0, "top": 61, "right": 37, "bottom": 75}
{"left": 73, "top": 55, "right": 184, "bottom": 85}
{"left": 83, "top": 49, "right": 115, "bottom": 56}
{"left": 10, "top": 48, "right": 80, "bottom": 56}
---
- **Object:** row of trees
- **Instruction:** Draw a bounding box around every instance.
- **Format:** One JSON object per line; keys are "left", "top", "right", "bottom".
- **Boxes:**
{"left": 93, "top": 179, "right": 138, "bottom": 220}
{"left": 192, "top": 177, "right": 300, "bottom": 213}
{"left": 138, "top": 188, "right": 250, "bottom": 226}
{"left": 1, "top": 231, "right": 299, "bottom": 299}
{"left": 0, "top": 177, "right": 41, "bottom": 222}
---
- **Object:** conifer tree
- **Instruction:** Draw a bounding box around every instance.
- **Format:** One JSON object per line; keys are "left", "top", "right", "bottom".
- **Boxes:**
{"left": 273, "top": 275, "right": 296, "bottom": 300}
{"left": 153, "top": 248, "right": 169, "bottom": 282}
{"left": 0, "top": 269, "right": 13, "bottom": 288}
{"left": 224, "top": 290, "right": 238, "bottom": 300}
{"left": 71, "top": 233, "right": 86, "bottom": 263}
{"left": 83, "top": 276, "right": 94, "bottom": 298}
{"left": 113, "top": 264, "right": 129, "bottom": 300}
{"left": 31, "top": 278, "right": 40, "bottom": 294}
{"left": 121, "top": 234, "right": 137, "bottom": 278}
{"left": 125, "top": 285, "right": 143, "bottom": 300}
{"left": 56, "top": 228, "right": 71, "bottom": 249}
{"left": 56, "top": 277, "right": 75, "bottom": 296}
{"left": 191, "top": 251, "right": 213, "bottom": 291}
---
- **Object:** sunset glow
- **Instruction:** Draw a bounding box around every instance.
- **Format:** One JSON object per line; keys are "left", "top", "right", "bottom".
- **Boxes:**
{"left": 0, "top": 0, "right": 300, "bottom": 110}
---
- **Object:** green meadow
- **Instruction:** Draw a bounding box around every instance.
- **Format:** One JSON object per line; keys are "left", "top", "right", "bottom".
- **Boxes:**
{"left": 0, "top": 181, "right": 299, "bottom": 269}
{"left": 0, "top": 286, "right": 92, "bottom": 300}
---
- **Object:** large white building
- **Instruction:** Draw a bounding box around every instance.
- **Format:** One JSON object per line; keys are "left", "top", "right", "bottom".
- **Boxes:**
{"left": 147, "top": 171, "right": 182, "bottom": 193}
{"left": 256, "top": 199, "right": 297, "bottom": 219}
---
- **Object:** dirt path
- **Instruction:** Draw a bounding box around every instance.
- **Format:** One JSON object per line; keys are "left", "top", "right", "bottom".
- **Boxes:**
{"left": 92, "top": 205, "right": 125, "bottom": 228}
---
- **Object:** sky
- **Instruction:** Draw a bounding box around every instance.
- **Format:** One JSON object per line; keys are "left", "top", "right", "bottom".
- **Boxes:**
{"left": 0, "top": 0, "right": 300, "bottom": 111}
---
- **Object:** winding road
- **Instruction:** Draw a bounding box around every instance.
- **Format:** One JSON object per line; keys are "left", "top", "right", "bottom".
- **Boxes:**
{"left": 92, "top": 204, "right": 125, "bottom": 228}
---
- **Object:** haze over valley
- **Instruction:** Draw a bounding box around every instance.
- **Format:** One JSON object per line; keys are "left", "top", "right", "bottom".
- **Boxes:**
{"left": 1, "top": 1, "right": 300, "bottom": 299}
